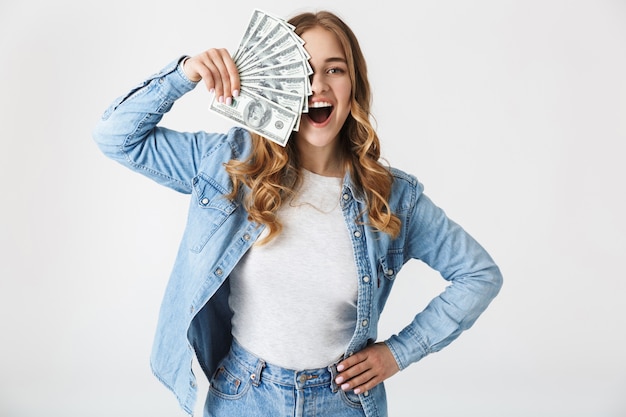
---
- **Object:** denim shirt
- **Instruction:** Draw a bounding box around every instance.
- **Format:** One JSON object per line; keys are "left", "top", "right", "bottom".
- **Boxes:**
{"left": 92, "top": 57, "right": 503, "bottom": 417}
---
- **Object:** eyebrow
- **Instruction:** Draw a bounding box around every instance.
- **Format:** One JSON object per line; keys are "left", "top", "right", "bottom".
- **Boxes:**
{"left": 324, "top": 57, "right": 347, "bottom": 64}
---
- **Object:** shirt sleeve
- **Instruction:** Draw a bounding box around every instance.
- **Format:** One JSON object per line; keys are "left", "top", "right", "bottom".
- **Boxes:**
{"left": 385, "top": 186, "right": 503, "bottom": 370}
{"left": 92, "top": 56, "right": 230, "bottom": 194}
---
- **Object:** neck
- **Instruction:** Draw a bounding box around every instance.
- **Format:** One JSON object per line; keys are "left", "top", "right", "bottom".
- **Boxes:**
{"left": 300, "top": 154, "right": 343, "bottom": 178}
{"left": 296, "top": 142, "right": 343, "bottom": 178}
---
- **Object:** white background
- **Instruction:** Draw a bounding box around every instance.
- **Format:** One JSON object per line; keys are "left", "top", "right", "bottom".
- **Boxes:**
{"left": 1, "top": 0, "right": 625, "bottom": 416}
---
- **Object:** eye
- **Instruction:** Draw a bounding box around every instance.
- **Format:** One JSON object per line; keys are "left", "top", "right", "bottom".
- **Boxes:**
{"left": 327, "top": 67, "right": 345, "bottom": 75}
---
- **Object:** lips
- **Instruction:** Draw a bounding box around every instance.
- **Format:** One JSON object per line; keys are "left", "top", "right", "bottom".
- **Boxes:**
{"left": 307, "top": 101, "right": 333, "bottom": 124}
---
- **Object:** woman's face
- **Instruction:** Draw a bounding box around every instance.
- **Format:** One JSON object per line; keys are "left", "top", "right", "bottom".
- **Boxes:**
{"left": 295, "top": 26, "right": 352, "bottom": 151}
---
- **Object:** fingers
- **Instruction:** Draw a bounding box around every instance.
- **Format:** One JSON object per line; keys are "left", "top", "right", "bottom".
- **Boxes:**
{"left": 335, "top": 343, "right": 399, "bottom": 395}
{"left": 183, "top": 49, "right": 240, "bottom": 104}
{"left": 335, "top": 351, "right": 376, "bottom": 394}
{"left": 203, "top": 48, "right": 239, "bottom": 103}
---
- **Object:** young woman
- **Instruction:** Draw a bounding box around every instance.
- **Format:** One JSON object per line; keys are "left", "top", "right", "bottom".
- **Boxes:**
{"left": 93, "top": 10, "right": 502, "bottom": 417}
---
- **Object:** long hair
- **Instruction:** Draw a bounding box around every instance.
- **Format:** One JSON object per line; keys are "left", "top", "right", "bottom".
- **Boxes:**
{"left": 225, "top": 10, "right": 401, "bottom": 243}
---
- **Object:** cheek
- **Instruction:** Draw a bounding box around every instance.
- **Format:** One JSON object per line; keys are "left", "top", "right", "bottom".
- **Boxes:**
{"left": 341, "top": 83, "right": 352, "bottom": 105}
{"left": 335, "top": 84, "right": 352, "bottom": 113}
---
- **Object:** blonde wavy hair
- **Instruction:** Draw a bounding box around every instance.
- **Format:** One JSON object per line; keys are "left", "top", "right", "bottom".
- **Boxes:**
{"left": 225, "top": 10, "right": 401, "bottom": 243}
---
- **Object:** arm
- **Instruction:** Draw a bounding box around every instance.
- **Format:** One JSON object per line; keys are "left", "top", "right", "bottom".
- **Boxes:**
{"left": 336, "top": 190, "right": 503, "bottom": 394}
{"left": 92, "top": 50, "right": 241, "bottom": 193}
{"left": 386, "top": 192, "right": 503, "bottom": 369}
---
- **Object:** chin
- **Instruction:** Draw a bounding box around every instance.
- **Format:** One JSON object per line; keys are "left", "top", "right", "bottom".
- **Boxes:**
{"left": 296, "top": 130, "right": 340, "bottom": 148}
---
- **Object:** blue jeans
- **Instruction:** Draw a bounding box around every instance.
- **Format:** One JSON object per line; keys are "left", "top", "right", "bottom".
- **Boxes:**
{"left": 204, "top": 339, "right": 366, "bottom": 417}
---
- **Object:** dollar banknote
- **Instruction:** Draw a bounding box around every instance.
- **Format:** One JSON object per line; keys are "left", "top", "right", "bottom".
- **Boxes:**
{"left": 209, "top": 9, "right": 311, "bottom": 146}
{"left": 238, "top": 76, "right": 311, "bottom": 97}
{"left": 210, "top": 88, "right": 298, "bottom": 146}
{"left": 236, "top": 25, "right": 303, "bottom": 70}
{"left": 240, "top": 85, "right": 306, "bottom": 131}
{"left": 239, "top": 43, "right": 311, "bottom": 76}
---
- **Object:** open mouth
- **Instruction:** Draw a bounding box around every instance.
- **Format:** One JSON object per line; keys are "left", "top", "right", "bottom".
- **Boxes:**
{"left": 307, "top": 102, "right": 333, "bottom": 124}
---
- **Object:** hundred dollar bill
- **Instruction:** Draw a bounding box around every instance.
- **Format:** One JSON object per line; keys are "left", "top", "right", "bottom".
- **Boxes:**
{"left": 240, "top": 75, "right": 311, "bottom": 97}
{"left": 239, "top": 60, "right": 312, "bottom": 79}
{"left": 241, "top": 85, "right": 305, "bottom": 114}
{"left": 236, "top": 21, "right": 303, "bottom": 70}
{"left": 232, "top": 9, "right": 265, "bottom": 63}
{"left": 239, "top": 42, "right": 311, "bottom": 76}
{"left": 234, "top": 13, "right": 288, "bottom": 67}
{"left": 209, "top": 89, "right": 298, "bottom": 146}
{"left": 241, "top": 85, "right": 305, "bottom": 131}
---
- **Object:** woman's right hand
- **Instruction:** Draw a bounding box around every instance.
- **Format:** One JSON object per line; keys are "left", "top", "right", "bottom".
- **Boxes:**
{"left": 182, "top": 49, "right": 240, "bottom": 105}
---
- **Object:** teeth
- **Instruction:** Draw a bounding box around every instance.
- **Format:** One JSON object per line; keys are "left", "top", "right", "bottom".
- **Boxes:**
{"left": 310, "top": 101, "right": 332, "bottom": 108}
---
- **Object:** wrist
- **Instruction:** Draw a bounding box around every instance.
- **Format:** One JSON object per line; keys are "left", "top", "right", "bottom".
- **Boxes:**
{"left": 180, "top": 56, "right": 201, "bottom": 83}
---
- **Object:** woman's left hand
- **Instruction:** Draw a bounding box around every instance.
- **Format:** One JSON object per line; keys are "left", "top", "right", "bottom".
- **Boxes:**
{"left": 335, "top": 342, "right": 400, "bottom": 394}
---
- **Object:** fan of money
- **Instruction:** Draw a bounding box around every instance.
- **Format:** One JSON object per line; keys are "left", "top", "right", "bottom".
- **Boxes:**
{"left": 209, "top": 9, "right": 312, "bottom": 146}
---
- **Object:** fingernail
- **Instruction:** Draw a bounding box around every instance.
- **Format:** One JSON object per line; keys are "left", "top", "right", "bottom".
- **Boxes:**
{"left": 337, "top": 364, "right": 344, "bottom": 371}
{"left": 354, "top": 388, "right": 361, "bottom": 394}
{"left": 335, "top": 376, "right": 344, "bottom": 384}
{"left": 226, "top": 97, "right": 232, "bottom": 106}
{"left": 233, "top": 89, "right": 239, "bottom": 97}
{"left": 209, "top": 88, "right": 215, "bottom": 95}
{"left": 218, "top": 96, "right": 224, "bottom": 103}
{"left": 341, "top": 383, "right": 349, "bottom": 390}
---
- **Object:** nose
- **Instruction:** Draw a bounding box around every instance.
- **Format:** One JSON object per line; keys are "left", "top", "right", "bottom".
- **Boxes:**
{"left": 309, "top": 72, "right": 328, "bottom": 94}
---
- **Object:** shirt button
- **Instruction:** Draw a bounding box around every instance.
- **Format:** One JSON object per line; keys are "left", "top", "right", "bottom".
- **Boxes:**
{"left": 363, "top": 276, "right": 370, "bottom": 283}
{"left": 243, "top": 233, "right": 251, "bottom": 241}
{"left": 299, "top": 375, "right": 307, "bottom": 383}
{"left": 342, "top": 194, "right": 350, "bottom": 200}
{"left": 354, "top": 231, "right": 361, "bottom": 238}
{"left": 386, "top": 269, "right": 394, "bottom": 276}
{"left": 361, "top": 320, "right": 368, "bottom": 327}
{"left": 201, "top": 197, "right": 209, "bottom": 205}
{"left": 364, "top": 391, "right": 369, "bottom": 397}
{"left": 215, "top": 268, "right": 223, "bottom": 276}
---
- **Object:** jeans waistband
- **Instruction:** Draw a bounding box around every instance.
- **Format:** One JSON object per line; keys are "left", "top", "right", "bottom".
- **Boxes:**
{"left": 229, "top": 338, "right": 341, "bottom": 392}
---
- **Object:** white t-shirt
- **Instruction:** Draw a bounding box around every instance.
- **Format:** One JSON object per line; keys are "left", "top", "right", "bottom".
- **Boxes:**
{"left": 229, "top": 169, "right": 358, "bottom": 369}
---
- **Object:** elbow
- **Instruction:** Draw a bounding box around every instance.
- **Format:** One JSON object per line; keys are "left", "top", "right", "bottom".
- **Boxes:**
{"left": 484, "top": 263, "right": 503, "bottom": 302}
{"left": 91, "top": 118, "right": 127, "bottom": 162}
{"left": 464, "top": 262, "right": 504, "bottom": 308}
{"left": 493, "top": 264, "right": 504, "bottom": 293}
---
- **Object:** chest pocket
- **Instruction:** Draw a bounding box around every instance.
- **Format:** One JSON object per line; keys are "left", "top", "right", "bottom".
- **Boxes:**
{"left": 189, "top": 173, "right": 238, "bottom": 253}
{"left": 378, "top": 252, "right": 403, "bottom": 282}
